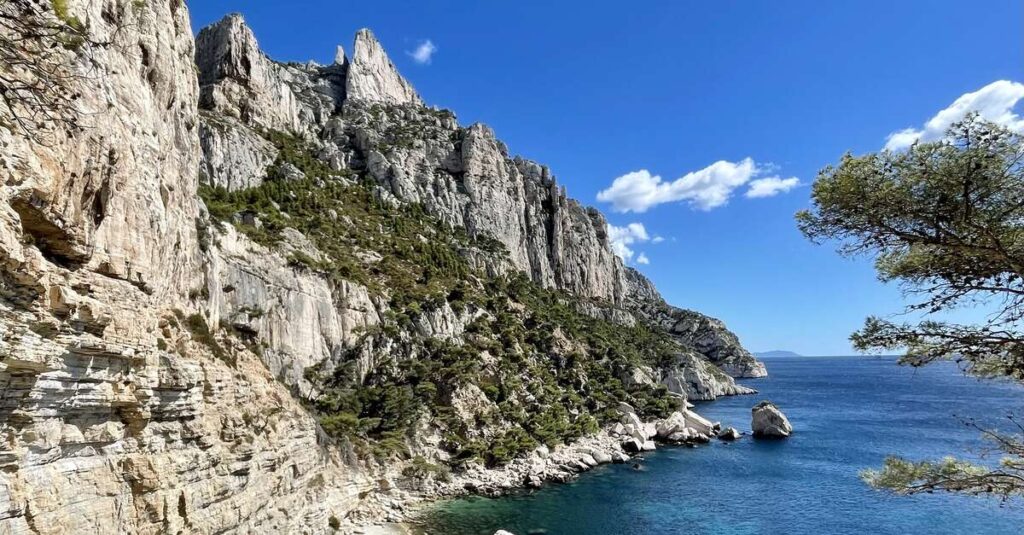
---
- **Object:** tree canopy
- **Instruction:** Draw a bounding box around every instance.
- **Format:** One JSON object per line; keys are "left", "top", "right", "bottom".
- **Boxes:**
{"left": 798, "top": 114, "right": 1024, "bottom": 498}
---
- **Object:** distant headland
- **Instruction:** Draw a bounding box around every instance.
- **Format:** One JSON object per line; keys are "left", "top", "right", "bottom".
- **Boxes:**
{"left": 754, "top": 350, "right": 804, "bottom": 358}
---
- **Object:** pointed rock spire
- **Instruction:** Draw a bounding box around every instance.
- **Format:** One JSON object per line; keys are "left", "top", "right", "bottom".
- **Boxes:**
{"left": 194, "top": 13, "right": 304, "bottom": 133}
{"left": 195, "top": 13, "right": 263, "bottom": 86}
{"left": 345, "top": 28, "right": 421, "bottom": 105}
{"left": 334, "top": 45, "right": 347, "bottom": 66}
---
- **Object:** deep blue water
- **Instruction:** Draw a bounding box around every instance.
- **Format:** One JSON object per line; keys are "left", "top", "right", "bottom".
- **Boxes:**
{"left": 419, "top": 356, "right": 1024, "bottom": 534}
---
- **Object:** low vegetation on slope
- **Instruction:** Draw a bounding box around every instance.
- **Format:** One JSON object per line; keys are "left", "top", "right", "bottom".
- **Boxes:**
{"left": 199, "top": 130, "right": 684, "bottom": 467}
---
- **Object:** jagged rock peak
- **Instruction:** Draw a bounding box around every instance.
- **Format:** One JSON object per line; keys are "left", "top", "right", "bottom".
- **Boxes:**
{"left": 334, "top": 44, "right": 347, "bottom": 65}
{"left": 195, "top": 13, "right": 320, "bottom": 135}
{"left": 347, "top": 28, "right": 422, "bottom": 105}
{"left": 195, "top": 13, "right": 262, "bottom": 86}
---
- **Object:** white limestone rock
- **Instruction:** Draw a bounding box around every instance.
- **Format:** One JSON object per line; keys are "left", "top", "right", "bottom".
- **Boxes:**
{"left": 752, "top": 401, "right": 793, "bottom": 438}
{"left": 622, "top": 438, "right": 644, "bottom": 453}
{"left": 196, "top": 14, "right": 341, "bottom": 136}
{"left": 346, "top": 29, "right": 421, "bottom": 105}
{"left": 718, "top": 427, "right": 742, "bottom": 441}
{"left": 199, "top": 113, "right": 278, "bottom": 191}
{"left": 0, "top": 4, "right": 377, "bottom": 534}
{"left": 635, "top": 298, "right": 768, "bottom": 379}
{"left": 660, "top": 352, "right": 757, "bottom": 401}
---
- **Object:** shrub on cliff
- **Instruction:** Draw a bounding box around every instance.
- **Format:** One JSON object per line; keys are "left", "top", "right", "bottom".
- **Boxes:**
{"left": 202, "top": 129, "right": 685, "bottom": 467}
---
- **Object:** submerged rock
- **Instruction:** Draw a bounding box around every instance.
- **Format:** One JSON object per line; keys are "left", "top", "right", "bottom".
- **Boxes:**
{"left": 751, "top": 401, "right": 793, "bottom": 438}
{"left": 717, "top": 427, "right": 742, "bottom": 441}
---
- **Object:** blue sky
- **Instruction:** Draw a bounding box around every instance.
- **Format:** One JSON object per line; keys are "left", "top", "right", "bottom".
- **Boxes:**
{"left": 190, "top": 1, "right": 1023, "bottom": 355}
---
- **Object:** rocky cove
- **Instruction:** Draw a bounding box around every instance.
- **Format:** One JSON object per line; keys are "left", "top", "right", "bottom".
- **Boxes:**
{"left": 346, "top": 402, "right": 750, "bottom": 533}
{"left": 0, "top": 3, "right": 769, "bottom": 534}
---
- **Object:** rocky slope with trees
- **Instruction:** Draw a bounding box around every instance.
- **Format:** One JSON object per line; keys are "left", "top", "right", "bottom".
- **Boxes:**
{"left": 0, "top": 2, "right": 764, "bottom": 533}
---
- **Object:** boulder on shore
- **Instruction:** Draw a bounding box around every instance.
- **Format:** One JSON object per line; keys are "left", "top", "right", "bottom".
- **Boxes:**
{"left": 751, "top": 401, "right": 792, "bottom": 438}
{"left": 622, "top": 438, "right": 644, "bottom": 453}
{"left": 717, "top": 427, "right": 741, "bottom": 441}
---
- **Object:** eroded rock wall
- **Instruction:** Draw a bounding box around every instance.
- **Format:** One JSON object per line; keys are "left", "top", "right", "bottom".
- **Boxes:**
{"left": 0, "top": 3, "right": 373, "bottom": 534}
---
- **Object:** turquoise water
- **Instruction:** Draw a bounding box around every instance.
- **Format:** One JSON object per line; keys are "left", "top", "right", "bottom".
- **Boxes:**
{"left": 419, "top": 356, "right": 1024, "bottom": 534}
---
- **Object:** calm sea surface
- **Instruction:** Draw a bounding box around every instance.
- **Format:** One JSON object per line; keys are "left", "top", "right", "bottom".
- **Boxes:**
{"left": 418, "top": 356, "right": 1024, "bottom": 534}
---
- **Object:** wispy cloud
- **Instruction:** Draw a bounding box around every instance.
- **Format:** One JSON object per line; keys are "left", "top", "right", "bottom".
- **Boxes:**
{"left": 597, "top": 158, "right": 797, "bottom": 213}
{"left": 745, "top": 176, "right": 801, "bottom": 198}
{"left": 607, "top": 222, "right": 650, "bottom": 264}
{"left": 636, "top": 253, "right": 650, "bottom": 265}
{"left": 885, "top": 80, "right": 1024, "bottom": 150}
{"left": 407, "top": 39, "right": 437, "bottom": 65}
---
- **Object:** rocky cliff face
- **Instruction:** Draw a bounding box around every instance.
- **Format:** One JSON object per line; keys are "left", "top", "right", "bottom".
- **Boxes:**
{"left": 0, "top": 4, "right": 764, "bottom": 534}
{"left": 0, "top": 3, "right": 371, "bottom": 534}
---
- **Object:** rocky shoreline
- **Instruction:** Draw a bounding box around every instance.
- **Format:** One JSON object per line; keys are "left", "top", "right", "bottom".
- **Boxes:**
{"left": 338, "top": 402, "right": 740, "bottom": 534}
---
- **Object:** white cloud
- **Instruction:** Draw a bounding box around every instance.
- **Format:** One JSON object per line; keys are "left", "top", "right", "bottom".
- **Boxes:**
{"left": 651, "top": 236, "right": 665, "bottom": 244}
{"left": 597, "top": 158, "right": 797, "bottom": 213}
{"left": 884, "top": 80, "right": 1024, "bottom": 150}
{"left": 745, "top": 176, "right": 801, "bottom": 198}
{"left": 607, "top": 222, "right": 650, "bottom": 264}
{"left": 636, "top": 253, "right": 650, "bottom": 265}
{"left": 407, "top": 39, "right": 437, "bottom": 65}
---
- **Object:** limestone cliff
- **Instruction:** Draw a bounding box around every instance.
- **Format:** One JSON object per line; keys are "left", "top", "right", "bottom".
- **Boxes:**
{"left": 0, "top": 4, "right": 764, "bottom": 534}
{"left": 0, "top": 3, "right": 371, "bottom": 533}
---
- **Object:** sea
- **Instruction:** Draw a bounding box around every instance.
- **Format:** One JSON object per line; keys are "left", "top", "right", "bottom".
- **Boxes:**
{"left": 418, "top": 356, "right": 1024, "bottom": 534}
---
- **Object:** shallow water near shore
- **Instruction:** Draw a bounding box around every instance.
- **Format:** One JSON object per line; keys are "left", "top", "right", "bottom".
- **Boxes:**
{"left": 417, "top": 356, "right": 1024, "bottom": 534}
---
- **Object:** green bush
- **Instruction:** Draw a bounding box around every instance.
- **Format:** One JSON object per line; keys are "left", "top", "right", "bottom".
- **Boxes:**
{"left": 194, "top": 124, "right": 684, "bottom": 469}
{"left": 184, "top": 313, "right": 232, "bottom": 365}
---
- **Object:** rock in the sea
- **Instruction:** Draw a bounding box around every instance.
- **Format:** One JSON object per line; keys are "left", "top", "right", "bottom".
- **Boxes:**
{"left": 666, "top": 429, "right": 693, "bottom": 443}
{"left": 751, "top": 401, "right": 793, "bottom": 438}
{"left": 717, "top": 427, "right": 741, "bottom": 441}
{"left": 495, "top": 531, "right": 516, "bottom": 535}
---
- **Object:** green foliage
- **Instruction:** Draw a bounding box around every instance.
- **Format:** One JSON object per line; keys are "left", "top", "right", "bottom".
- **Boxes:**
{"left": 198, "top": 130, "right": 474, "bottom": 299}
{"left": 798, "top": 116, "right": 1024, "bottom": 378}
{"left": 402, "top": 456, "right": 452, "bottom": 482}
{"left": 182, "top": 312, "right": 232, "bottom": 365}
{"left": 800, "top": 115, "right": 1024, "bottom": 499}
{"left": 862, "top": 455, "right": 1024, "bottom": 499}
{"left": 313, "top": 269, "right": 681, "bottom": 466}
{"left": 487, "top": 427, "right": 538, "bottom": 467}
{"left": 199, "top": 127, "right": 681, "bottom": 469}
{"left": 50, "top": 0, "right": 85, "bottom": 42}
